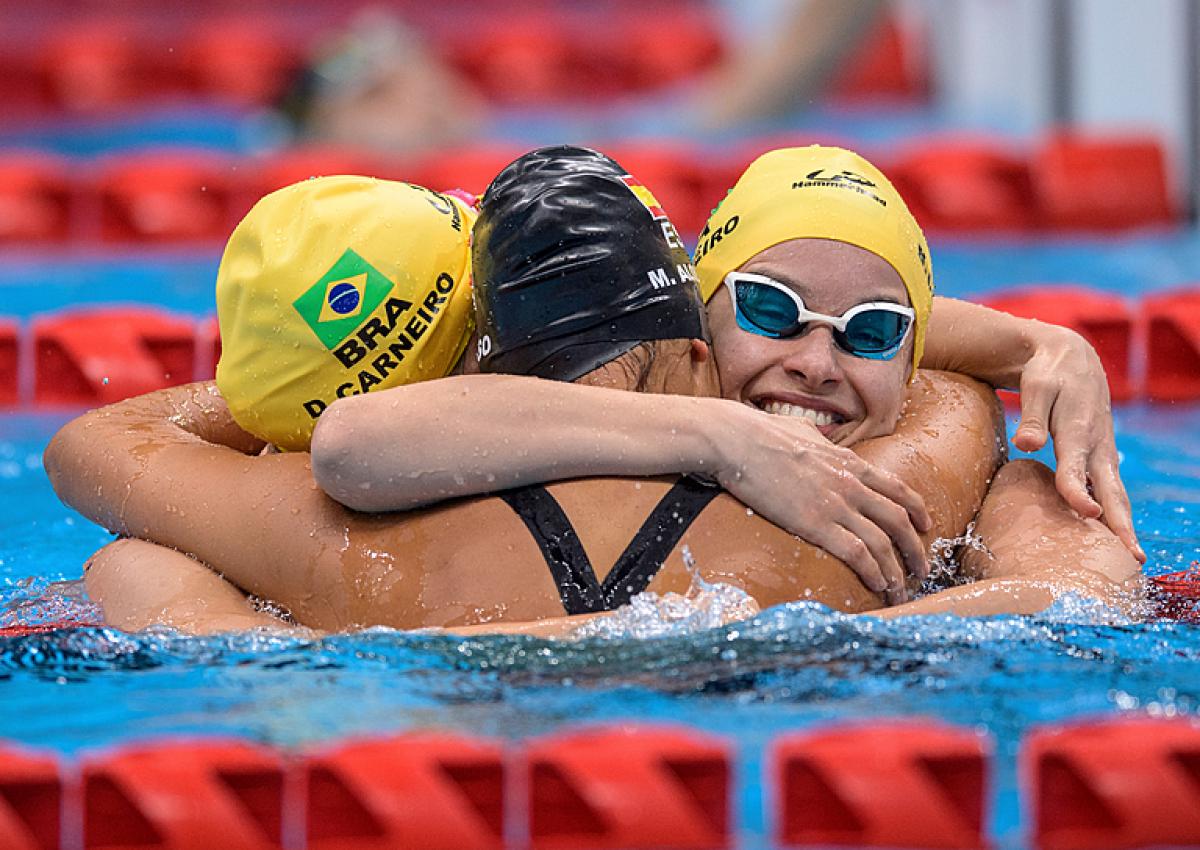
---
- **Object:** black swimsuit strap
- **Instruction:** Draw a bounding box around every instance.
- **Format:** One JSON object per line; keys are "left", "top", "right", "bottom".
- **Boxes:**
{"left": 499, "top": 475, "right": 721, "bottom": 616}
{"left": 498, "top": 486, "right": 605, "bottom": 614}
{"left": 599, "top": 475, "right": 721, "bottom": 609}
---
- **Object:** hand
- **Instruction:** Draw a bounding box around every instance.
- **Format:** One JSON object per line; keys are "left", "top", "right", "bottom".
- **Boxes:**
{"left": 714, "top": 406, "right": 932, "bottom": 605}
{"left": 1011, "top": 324, "right": 1145, "bottom": 563}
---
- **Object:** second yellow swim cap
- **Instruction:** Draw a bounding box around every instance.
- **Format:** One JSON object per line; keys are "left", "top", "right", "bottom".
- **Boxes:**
{"left": 694, "top": 145, "right": 933, "bottom": 373}
{"left": 216, "top": 176, "right": 476, "bottom": 451}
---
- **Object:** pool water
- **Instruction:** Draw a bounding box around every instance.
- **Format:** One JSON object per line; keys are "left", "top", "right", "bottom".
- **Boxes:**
{"left": 2, "top": 399, "right": 1198, "bottom": 849}
{"left": 1, "top": 231, "right": 1198, "bottom": 848}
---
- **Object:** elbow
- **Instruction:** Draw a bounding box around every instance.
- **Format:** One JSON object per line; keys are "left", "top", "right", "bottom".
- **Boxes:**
{"left": 309, "top": 402, "right": 368, "bottom": 509}
{"left": 43, "top": 415, "right": 88, "bottom": 499}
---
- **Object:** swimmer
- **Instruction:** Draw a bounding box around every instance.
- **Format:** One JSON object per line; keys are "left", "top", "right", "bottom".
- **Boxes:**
{"left": 311, "top": 145, "right": 1143, "bottom": 610}
{"left": 46, "top": 147, "right": 1138, "bottom": 634}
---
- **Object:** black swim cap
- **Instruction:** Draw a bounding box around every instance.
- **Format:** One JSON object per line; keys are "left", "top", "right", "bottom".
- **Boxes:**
{"left": 472, "top": 145, "right": 710, "bottom": 382}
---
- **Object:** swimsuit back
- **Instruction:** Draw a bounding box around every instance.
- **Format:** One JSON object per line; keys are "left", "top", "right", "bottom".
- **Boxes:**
{"left": 499, "top": 475, "right": 721, "bottom": 615}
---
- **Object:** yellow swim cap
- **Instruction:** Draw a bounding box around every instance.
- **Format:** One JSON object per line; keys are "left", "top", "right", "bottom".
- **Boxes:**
{"left": 694, "top": 146, "right": 933, "bottom": 374}
{"left": 216, "top": 176, "right": 476, "bottom": 451}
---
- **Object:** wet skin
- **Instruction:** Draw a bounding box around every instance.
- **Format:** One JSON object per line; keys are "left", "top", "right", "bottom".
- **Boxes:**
{"left": 707, "top": 238, "right": 912, "bottom": 446}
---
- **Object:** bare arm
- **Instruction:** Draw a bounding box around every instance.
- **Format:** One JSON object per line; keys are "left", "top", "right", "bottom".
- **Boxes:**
{"left": 870, "top": 459, "right": 1144, "bottom": 619}
{"left": 922, "top": 297, "right": 1140, "bottom": 561}
{"left": 45, "top": 382, "right": 361, "bottom": 628}
{"left": 84, "top": 539, "right": 298, "bottom": 635}
{"left": 312, "top": 372, "right": 936, "bottom": 590}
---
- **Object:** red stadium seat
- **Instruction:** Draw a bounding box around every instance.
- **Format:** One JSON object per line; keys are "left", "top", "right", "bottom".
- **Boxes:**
{"left": 33, "top": 308, "right": 198, "bottom": 405}
{"left": 891, "top": 139, "right": 1034, "bottom": 233}
{"left": 302, "top": 734, "right": 505, "bottom": 850}
{"left": 0, "top": 745, "right": 63, "bottom": 850}
{"left": 1025, "top": 719, "right": 1200, "bottom": 850}
{"left": 0, "top": 152, "right": 75, "bottom": 243}
{"left": 183, "top": 20, "right": 302, "bottom": 106}
{"left": 93, "top": 150, "right": 238, "bottom": 243}
{"left": 1142, "top": 287, "right": 1200, "bottom": 402}
{"left": 983, "top": 287, "right": 1136, "bottom": 401}
{"left": 1033, "top": 134, "right": 1177, "bottom": 231}
{"left": 523, "top": 724, "right": 730, "bottom": 850}
{"left": 773, "top": 722, "right": 991, "bottom": 849}
{"left": 81, "top": 739, "right": 286, "bottom": 850}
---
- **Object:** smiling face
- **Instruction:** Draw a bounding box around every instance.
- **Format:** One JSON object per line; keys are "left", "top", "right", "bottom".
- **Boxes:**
{"left": 707, "top": 238, "right": 913, "bottom": 446}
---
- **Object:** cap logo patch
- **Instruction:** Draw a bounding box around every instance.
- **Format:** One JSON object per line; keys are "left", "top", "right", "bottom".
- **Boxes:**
{"left": 620, "top": 175, "right": 666, "bottom": 219}
{"left": 293, "top": 249, "right": 394, "bottom": 349}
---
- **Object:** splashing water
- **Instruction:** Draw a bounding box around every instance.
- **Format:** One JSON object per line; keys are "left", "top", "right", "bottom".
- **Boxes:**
{"left": 573, "top": 546, "right": 760, "bottom": 640}
{"left": 922, "top": 521, "right": 992, "bottom": 594}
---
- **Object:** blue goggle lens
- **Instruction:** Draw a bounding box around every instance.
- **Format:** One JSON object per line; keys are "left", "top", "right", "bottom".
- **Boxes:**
{"left": 733, "top": 280, "right": 911, "bottom": 358}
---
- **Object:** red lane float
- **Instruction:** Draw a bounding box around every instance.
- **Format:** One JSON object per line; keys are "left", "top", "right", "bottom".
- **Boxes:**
{"left": 982, "top": 287, "right": 1135, "bottom": 401}
{"left": 0, "top": 319, "right": 18, "bottom": 406}
{"left": 0, "top": 151, "right": 74, "bottom": 243}
{"left": 0, "top": 745, "right": 62, "bottom": 850}
{"left": 416, "top": 144, "right": 528, "bottom": 198}
{"left": 1142, "top": 287, "right": 1200, "bottom": 402}
{"left": 1025, "top": 718, "right": 1200, "bottom": 850}
{"left": 524, "top": 724, "right": 730, "bottom": 850}
{"left": 1150, "top": 565, "right": 1200, "bottom": 622}
{"left": 256, "top": 147, "right": 394, "bottom": 198}
{"left": 303, "top": 734, "right": 505, "bottom": 850}
{"left": 33, "top": 308, "right": 197, "bottom": 405}
{"left": 1033, "top": 134, "right": 1177, "bottom": 231}
{"left": 81, "top": 739, "right": 287, "bottom": 850}
{"left": 891, "top": 140, "right": 1033, "bottom": 233}
{"left": 772, "top": 721, "right": 990, "bottom": 849}
{"left": 94, "top": 150, "right": 238, "bottom": 243}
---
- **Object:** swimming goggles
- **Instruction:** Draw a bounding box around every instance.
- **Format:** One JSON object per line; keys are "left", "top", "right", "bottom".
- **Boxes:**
{"left": 723, "top": 272, "right": 915, "bottom": 360}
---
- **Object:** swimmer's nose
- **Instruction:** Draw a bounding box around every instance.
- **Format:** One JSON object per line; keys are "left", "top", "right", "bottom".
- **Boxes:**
{"left": 779, "top": 325, "right": 842, "bottom": 386}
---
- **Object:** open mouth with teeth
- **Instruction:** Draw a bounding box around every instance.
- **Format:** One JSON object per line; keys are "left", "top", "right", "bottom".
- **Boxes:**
{"left": 758, "top": 399, "right": 848, "bottom": 430}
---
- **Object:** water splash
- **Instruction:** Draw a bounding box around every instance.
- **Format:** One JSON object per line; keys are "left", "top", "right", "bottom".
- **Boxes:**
{"left": 922, "top": 521, "right": 992, "bottom": 593}
{"left": 0, "top": 576, "right": 100, "bottom": 629}
{"left": 572, "top": 546, "right": 759, "bottom": 640}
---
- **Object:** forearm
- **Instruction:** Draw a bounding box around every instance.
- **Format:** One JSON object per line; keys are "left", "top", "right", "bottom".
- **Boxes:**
{"left": 869, "top": 566, "right": 1140, "bottom": 620}
{"left": 84, "top": 539, "right": 297, "bottom": 635}
{"left": 45, "top": 382, "right": 264, "bottom": 532}
{"left": 922, "top": 296, "right": 1056, "bottom": 389}
{"left": 312, "top": 374, "right": 744, "bottom": 511}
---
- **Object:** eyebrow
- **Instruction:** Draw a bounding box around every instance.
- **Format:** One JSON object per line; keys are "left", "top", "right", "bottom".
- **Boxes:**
{"left": 743, "top": 264, "right": 905, "bottom": 305}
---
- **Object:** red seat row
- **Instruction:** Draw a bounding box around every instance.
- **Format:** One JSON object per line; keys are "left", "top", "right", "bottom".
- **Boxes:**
{"left": 3, "top": 287, "right": 1200, "bottom": 408}
{"left": 0, "top": 133, "right": 1181, "bottom": 246}
{"left": 0, "top": 12, "right": 726, "bottom": 115}
{"left": 2, "top": 718, "right": 1197, "bottom": 849}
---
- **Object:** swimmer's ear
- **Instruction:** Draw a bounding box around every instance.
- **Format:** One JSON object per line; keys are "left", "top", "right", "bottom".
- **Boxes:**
{"left": 690, "top": 339, "right": 712, "bottom": 363}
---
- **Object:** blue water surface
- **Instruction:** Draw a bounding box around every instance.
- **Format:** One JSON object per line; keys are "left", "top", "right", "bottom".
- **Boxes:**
{"left": 2, "top": 400, "right": 1198, "bottom": 850}
{"left": 0, "top": 229, "right": 1198, "bottom": 849}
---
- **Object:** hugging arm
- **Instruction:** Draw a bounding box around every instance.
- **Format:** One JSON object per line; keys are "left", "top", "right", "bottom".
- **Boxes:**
{"left": 313, "top": 371, "right": 935, "bottom": 593}
{"left": 870, "top": 460, "right": 1144, "bottom": 620}
{"left": 84, "top": 539, "right": 296, "bottom": 634}
{"left": 922, "top": 297, "right": 1141, "bottom": 561}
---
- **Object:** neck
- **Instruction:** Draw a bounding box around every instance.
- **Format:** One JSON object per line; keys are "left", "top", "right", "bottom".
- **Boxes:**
{"left": 576, "top": 339, "right": 719, "bottom": 398}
